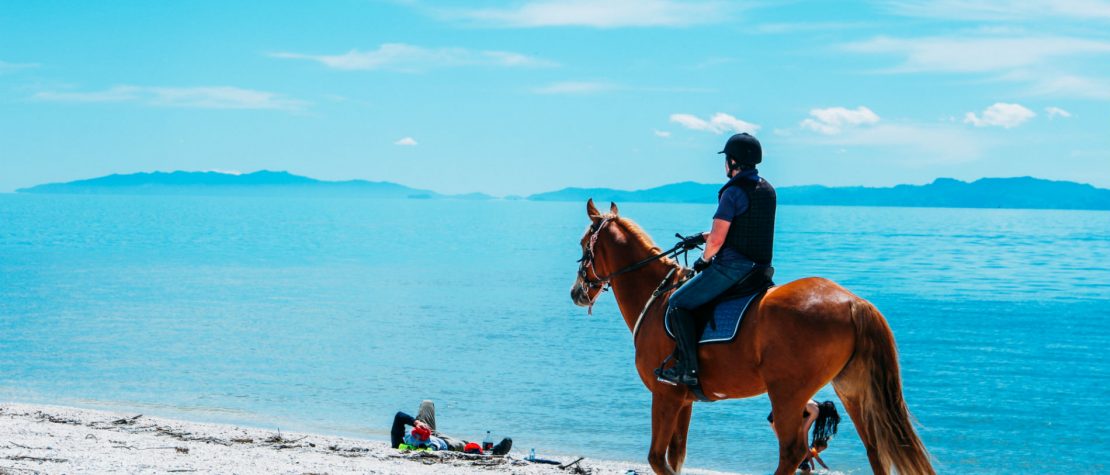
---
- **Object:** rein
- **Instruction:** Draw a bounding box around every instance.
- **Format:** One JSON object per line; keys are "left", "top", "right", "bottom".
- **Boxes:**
{"left": 577, "top": 217, "right": 689, "bottom": 314}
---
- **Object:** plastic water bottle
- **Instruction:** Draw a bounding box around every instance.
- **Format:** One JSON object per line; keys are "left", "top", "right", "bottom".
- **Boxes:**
{"left": 529, "top": 448, "right": 536, "bottom": 461}
{"left": 483, "top": 431, "right": 494, "bottom": 451}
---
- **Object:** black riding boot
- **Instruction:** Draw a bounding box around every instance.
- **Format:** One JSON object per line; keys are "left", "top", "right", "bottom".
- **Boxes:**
{"left": 655, "top": 307, "right": 700, "bottom": 387}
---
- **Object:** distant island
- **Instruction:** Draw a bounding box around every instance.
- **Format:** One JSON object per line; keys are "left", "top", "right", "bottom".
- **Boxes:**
{"left": 16, "top": 170, "right": 494, "bottom": 200}
{"left": 530, "top": 177, "right": 1110, "bottom": 211}
{"left": 17, "top": 171, "right": 1110, "bottom": 211}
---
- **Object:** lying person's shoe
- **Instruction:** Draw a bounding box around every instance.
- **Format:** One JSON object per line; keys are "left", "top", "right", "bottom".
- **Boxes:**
{"left": 491, "top": 437, "right": 512, "bottom": 456}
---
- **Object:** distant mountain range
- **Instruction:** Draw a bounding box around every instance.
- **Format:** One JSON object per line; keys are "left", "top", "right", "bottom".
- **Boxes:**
{"left": 17, "top": 171, "right": 1110, "bottom": 210}
{"left": 16, "top": 170, "right": 493, "bottom": 200}
{"left": 531, "top": 177, "right": 1110, "bottom": 210}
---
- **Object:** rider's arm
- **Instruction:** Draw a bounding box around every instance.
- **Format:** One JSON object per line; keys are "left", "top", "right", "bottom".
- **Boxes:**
{"left": 702, "top": 218, "right": 731, "bottom": 260}
{"left": 704, "top": 185, "right": 746, "bottom": 261}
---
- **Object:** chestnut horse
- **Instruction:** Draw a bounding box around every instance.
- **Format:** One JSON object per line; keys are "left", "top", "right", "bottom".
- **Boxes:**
{"left": 569, "top": 200, "right": 933, "bottom": 475}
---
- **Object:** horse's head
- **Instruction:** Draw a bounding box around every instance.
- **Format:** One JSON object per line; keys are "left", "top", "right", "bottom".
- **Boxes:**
{"left": 570, "top": 198, "right": 622, "bottom": 311}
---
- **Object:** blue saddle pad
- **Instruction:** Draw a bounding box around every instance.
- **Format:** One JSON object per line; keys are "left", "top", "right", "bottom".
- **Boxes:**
{"left": 665, "top": 292, "right": 761, "bottom": 345}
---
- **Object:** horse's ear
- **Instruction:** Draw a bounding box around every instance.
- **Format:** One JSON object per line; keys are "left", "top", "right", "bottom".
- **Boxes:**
{"left": 610, "top": 202, "right": 619, "bottom": 215}
{"left": 586, "top": 198, "right": 600, "bottom": 218}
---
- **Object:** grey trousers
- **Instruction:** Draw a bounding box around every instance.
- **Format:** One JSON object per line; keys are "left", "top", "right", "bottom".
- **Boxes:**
{"left": 415, "top": 400, "right": 466, "bottom": 451}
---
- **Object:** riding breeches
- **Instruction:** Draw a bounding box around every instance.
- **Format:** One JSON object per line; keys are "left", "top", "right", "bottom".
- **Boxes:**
{"left": 668, "top": 258, "right": 754, "bottom": 311}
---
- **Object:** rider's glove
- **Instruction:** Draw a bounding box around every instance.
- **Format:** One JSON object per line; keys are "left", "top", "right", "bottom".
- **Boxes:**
{"left": 679, "top": 233, "right": 706, "bottom": 250}
{"left": 693, "top": 257, "right": 711, "bottom": 272}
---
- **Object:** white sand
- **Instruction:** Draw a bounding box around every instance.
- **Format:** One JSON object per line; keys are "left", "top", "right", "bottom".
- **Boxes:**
{"left": 0, "top": 403, "right": 742, "bottom": 474}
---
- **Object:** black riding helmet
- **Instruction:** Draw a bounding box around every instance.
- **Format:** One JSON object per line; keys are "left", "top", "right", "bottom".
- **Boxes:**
{"left": 718, "top": 132, "right": 762, "bottom": 166}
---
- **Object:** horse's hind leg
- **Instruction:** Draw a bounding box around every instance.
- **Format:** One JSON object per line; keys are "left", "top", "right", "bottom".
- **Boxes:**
{"left": 767, "top": 386, "right": 812, "bottom": 475}
{"left": 648, "top": 393, "right": 682, "bottom": 475}
{"left": 833, "top": 381, "right": 886, "bottom": 474}
{"left": 667, "top": 403, "right": 692, "bottom": 473}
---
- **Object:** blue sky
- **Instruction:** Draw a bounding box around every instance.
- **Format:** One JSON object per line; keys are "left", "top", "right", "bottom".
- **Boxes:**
{"left": 2, "top": 0, "right": 1108, "bottom": 195}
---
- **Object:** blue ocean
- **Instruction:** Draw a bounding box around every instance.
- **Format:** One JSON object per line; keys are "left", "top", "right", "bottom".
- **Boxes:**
{"left": 1, "top": 194, "right": 1107, "bottom": 474}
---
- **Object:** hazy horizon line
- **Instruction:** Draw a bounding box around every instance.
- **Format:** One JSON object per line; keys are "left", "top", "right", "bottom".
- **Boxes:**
{"left": 6, "top": 168, "right": 1107, "bottom": 197}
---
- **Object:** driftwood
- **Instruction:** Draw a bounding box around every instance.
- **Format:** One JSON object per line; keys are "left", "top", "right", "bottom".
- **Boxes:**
{"left": 328, "top": 444, "right": 369, "bottom": 453}
{"left": 4, "top": 455, "right": 68, "bottom": 463}
{"left": 130, "top": 446, "right": 190, "bottom": 454}
{"left": 111, "top": 414, "right": 143, "bottom": 425}
{"left": 154, "top": 427, "right": 231, "bottom": 446}
{"left": 9, "top": 443, "right": 50, "bottom": 451}
{"left": 559, "top": 456, "right": 585, "bottom": 469}
{"left": 35, "top": 412, "right": 80, "bottom": 425}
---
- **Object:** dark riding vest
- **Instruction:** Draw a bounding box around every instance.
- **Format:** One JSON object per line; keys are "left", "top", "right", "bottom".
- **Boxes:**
{"left": 718, "top": 175, "right": 776, "bottom": 265}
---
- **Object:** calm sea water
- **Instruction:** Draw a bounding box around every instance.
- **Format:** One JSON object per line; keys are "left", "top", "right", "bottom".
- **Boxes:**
{"left": 1, "top": 194, "right": 1108, "bottom": 474}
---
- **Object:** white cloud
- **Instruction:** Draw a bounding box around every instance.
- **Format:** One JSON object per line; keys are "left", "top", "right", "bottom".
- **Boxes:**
{"left": 670, "top": 112, "right": 759, "bottom": 135}
{"left": 147, "top": 87, "right": 306, "bottom": 110}
{"left": 532, "top": 81, "right": 616, "bottom": 94}
{"left": 0, "top": 60, "right": 39, "bottom": 74}
{"left": 653, "top": 129, "right": 671, "bottom": 138}
{"left": 33, "top": 86, "right": 141, "bottom": 103}
{"left": 802, "top": 123, "right": 986, "bottom": 163}
{"left": 963, "top": 102, "right": 1036, "bottom": 128}
{"left": 883, "top": 0, "right": 1110, "bottom": 21}
{"left": 31, "top": 85, "right": 306, "bottom": 110}
{"left": 1024, "top": 74, "right": 1110, "bottom": 100}
{"left": 800, "top": 106, "right": 880, "bottom": 135}
{"left": 751, "top": 21, "right": 869, "bottom": 34}
{"left": 1045, "top": 106, "right": 1072, "bottom": 119}
{"left": 842, "top": 35, "right": 1110, "bottom": 73}
{"left": 270, "top": 43, "right": 557, "bottom": 71}
{"left": 447, "top": 0, "right": 729, "bottom": 28}
{"left": 394, "top": 137, "right": 418, "bottom": 146}
{"left": 531, "top": 81, "right": 713, "bottom": 95}
{"left": 842, "top": 34, "right": 1110, "bottom": 101}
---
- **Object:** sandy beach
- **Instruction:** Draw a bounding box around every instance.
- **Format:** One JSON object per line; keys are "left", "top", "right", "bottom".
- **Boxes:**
{"left": 0, "top": 403, "right": 740, "bottom": 474}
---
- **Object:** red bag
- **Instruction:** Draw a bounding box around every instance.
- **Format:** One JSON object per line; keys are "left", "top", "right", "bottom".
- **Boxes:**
{"left": 463, "top": 442, "right": 483, "bottom": 454}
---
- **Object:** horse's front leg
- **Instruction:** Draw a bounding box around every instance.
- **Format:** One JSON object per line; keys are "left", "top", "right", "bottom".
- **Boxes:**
{"left": 667, "top": 403, "right": 692, "bottom": 473}
{"left": 648, "top": 392, "right": 683, "bottom": 475}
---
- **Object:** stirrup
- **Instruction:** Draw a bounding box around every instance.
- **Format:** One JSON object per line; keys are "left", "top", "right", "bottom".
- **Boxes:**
{"left": 656, "top": 366, "right": 698, "bottom": 387}
{"left": 655, "top": 357, "right": 698, "bottom": 387}
{"left": 654, "top": 354, "right": 678, "bottom": 386}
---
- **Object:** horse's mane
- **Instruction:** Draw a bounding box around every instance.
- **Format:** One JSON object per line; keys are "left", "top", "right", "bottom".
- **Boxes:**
{"left": 608, "top": 215, "right": 676, "bottom": 267}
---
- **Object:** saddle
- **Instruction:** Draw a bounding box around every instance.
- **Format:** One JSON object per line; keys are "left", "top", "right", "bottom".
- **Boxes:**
{"left": 702, "top": 265, "right": 775, "bottom": 309}
{"left": 664, "top": 266, "right": 775, "bottom": 344}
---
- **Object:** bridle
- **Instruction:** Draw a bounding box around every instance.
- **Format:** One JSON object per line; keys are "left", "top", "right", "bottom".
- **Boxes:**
{"left": 576, "top": 217, "right": 690, "bottom": 314}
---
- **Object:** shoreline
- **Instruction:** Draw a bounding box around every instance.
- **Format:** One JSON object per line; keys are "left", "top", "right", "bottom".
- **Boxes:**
{"left": 0, "top": 402, "right": 742, "bottom": 474}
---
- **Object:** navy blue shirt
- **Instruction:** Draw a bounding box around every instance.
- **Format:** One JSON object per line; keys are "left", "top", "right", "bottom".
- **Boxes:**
{"left": 712, "top": 169, "right": 760, "bottom": 265}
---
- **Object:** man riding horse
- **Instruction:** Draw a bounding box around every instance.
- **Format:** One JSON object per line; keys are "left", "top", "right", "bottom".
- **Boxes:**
{"left": 570, "top": 140, "right": 933, "bottom": 474}
{"left": 655, "top": 132, "right": 776, "bottom": 387}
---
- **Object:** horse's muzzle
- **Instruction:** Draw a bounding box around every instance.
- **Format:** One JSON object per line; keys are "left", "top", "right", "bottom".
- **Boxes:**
{"left": 570, "top": 285, "right": 590, "bottom": 307}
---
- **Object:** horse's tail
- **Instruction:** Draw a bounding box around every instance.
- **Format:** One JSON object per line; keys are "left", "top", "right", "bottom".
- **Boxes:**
{"left": 842, "top": 299, "right": 935, "bottom": 475}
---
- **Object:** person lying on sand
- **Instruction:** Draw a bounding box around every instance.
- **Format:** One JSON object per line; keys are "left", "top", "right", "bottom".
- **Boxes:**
{"left": 390, "top": 400, "right": 512, "bottom": 455}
